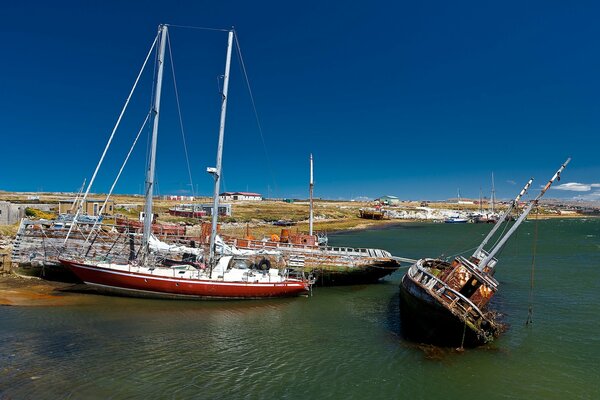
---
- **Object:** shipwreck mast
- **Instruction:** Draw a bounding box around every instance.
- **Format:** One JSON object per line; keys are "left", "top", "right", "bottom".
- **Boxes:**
{"left": 491, "top": 172, "right": 496, "bottom": 214}
{"left": 473, "top": 177, "right": 533, "bottom": 265}
{"left": 309, "top": 153, "right": 314, "bottom": 236}
{"left": 208, "top": 29, "right": 234, "bottom": 272}
{"left": 478, "top": 158, "right": 571, "bottom": 270}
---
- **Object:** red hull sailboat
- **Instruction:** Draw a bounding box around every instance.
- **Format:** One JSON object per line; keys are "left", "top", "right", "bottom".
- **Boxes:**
{"left": 61, "top": 258, "right": 309, "bottom": 299}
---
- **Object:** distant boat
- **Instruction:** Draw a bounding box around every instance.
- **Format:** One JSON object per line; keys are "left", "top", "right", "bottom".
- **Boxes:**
{"left": 399, "top": 159, "right": 569, "bottom": 347}
{"left": 59, "top": 25, "right": 312, "bottom": 299}
{"left": 444, "top": 215, "right": 469, "bottom": 223}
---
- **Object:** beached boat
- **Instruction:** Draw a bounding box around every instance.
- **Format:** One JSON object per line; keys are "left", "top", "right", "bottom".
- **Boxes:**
{"left": 399, "top": 159, "right": 570, "bottom": 347}
{"left": 168, "top": 204, "right": 207, "bottom": 218}
{"left": 59, "top": 25, "right": 312, "bottom": 299}
{"left": 359, "top": 208, "right": 387, "bottom": 220}
{"left": 223, "top": 230, "right": 401, "bottom": 286}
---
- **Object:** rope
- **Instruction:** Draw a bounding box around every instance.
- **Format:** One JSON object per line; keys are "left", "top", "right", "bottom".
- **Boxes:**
{"left": 166, "top": 31, "right": 196, "bottom": 198}
{"left": 165, "top": 24, "right": 230, "bottom": 32}
{"left": 233, "top": 30, "right": 279, "bottom": 195}
{"left": 64, "top": 32, "right": 159, "bottom": 244}
{"left": 85, "top": 112, "right": 152, "bottom": 242}
{"left": 445, "top": 245, "right": 480, "bottom": 260}
{"left": 526, "top": 207, "right": 539, "bottom": 326}
{"left": 460, "top": 317, "right": 467, "bottom": 350}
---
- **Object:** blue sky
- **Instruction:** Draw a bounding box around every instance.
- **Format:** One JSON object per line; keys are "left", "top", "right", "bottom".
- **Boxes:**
{"left": 1, "top": 1, "right": 599, "bottom": 202}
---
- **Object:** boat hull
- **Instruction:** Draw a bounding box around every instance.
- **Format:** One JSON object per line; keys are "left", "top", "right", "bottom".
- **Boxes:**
{"left": 60, "top": 260, "right": 310, "bottom": 300}
{"left": 399, "top": 273, "right": 495, "bottom": 347}
{"left": 12, "top": 261, "right": 81, "bottom": 283}
{"left": 310, "top": 261, "right": 399, "bottom": 286}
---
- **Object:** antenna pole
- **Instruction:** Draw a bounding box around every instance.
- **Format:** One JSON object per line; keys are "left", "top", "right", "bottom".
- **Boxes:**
{"left": 309, "top": 154, "right": 314, "bottom": 236}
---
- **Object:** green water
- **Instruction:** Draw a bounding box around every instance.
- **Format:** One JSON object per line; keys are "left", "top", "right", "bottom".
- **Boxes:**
{"left": 1, "top": 219, "right": 599, "bottom": 399}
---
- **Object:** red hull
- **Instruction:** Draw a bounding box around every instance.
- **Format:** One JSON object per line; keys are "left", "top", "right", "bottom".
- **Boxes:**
{"left": 60, "top": 260, "right": 309, "bottom": 299}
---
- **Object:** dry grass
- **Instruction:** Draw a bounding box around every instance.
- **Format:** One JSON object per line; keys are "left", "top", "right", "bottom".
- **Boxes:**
{"left": 0, "top": 223, "right": 19, "bottom": 238}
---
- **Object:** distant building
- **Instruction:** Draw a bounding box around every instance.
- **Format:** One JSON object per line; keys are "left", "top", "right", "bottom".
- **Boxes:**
{"left": 377, "top": 195, "right": 401, "bottom": 206}
{"left": 164, "top": 195, "right": 195, "bottom": 201}
{"left": 219, "top": 192, "right": 262, "bottom": 201}
{"left": 58, "top": 199, "right": 115, "bottom": 216}
{"left": 0, "top": 202, "right": 26, "bottom": 225}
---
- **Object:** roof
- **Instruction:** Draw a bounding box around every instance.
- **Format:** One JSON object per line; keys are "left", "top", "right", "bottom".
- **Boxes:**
{"left": 379, "top": 195, "right": 399, "bottom": 199}
{"left": 219, "top": 192, "right": 262, "bottom": 197}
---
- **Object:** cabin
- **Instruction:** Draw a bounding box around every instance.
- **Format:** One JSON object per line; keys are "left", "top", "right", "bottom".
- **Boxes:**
{"left": 58, "top": 199, "right": 115, "bottom": 216}
{"left": 377, "top": 195, "right": 401, "bottom": 206}
{"left": 201, "top": 204, "right": 232, "bottom": 216}
{"left": 219, "top": 192, "right": 262, "bottom": 201}
{"left": 0, "top": 202, "right": 26, "bottom": 225}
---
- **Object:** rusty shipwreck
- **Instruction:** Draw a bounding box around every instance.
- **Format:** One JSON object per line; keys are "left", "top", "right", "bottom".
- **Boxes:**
{"left": 399, "top": 159, "right": 570, "bottom": 347}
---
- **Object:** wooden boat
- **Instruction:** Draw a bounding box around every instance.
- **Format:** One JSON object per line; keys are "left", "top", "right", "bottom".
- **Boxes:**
{"left": 224, "top": 232, "right": 401, "bottom": 286}
{"left": 59, "top": 25, "right": 313, "bottom": 299}
{"left": 400, "top": 159, "right": 569, "bottom": 347}
{"left": 359, "top": 208, "right": 386, "bottom": 220}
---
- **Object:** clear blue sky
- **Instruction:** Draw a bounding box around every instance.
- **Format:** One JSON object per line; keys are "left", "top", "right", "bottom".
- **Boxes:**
{"left": 2, "top": 1, "right": 599, "bottom": 202}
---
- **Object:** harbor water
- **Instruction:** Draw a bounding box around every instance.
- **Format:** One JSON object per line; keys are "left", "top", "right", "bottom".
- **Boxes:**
{"left": 1, "top": 219, "right": 599, "bottom": 398}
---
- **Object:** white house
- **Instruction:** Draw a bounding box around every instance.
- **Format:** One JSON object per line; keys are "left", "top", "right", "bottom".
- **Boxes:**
{"left": 219, "top": 192, "right": 263, "bottom": 201}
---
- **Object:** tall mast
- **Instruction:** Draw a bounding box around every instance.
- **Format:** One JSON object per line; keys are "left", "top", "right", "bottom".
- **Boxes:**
{"left": 142, "top": 24, "right": 168, "bottom": 253}
{"left": 478, "top": 158, "right": 570, "bottom": 269}
{"left": 491, "top": 172, "right": 496, "bottom": 213}
{"left": 473, "top": 177, "right": 533, "bottom": 263}
{"left": 309, "top": 153, "right": 314, "bottom": 236}
{"left": 208, "top": 29, "right": 234, "bottom": 269}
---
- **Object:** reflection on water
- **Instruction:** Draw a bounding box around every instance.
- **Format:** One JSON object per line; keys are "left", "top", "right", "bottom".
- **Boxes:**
{"left": 1, "top": 219, "right": 599, "bottom": 398}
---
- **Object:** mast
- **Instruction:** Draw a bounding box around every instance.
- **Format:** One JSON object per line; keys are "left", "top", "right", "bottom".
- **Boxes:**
{"left": 208, "top": 29, "right": 234, "bottom": 269}
{"left": 491, "top": 172, "right": 496, "bottom": 214}
{"left": 478, "top": 158, "right": 570, "bottom": 269}
{"left": 309, "top": 153, "right": 314, "bottom": 236}
{"left": 473, "top": 177, "right": 533, "bottom": 264}
{"left": 142, "top": 24, "right": 168, "bottom": 254}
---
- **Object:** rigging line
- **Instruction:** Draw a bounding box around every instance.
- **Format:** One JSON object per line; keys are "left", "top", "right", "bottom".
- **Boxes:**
{"left": 64, "top": 32, "right": 159, "bottom": 244}
{"left": 446, "top": 245, "right": 479, "bottom": 260}
{"left": 233, "top": 30, "right": 279, "bottom": 194}
{"left": 489, "top": 216, "right": 513, "bottom": 251}
{"left": 85, "top": 111, "right": 152, "bottom": 242}
{"left": 526, "top": 207, "right": 540, "bottom": 326}
{"left": 166, "top": 30, "right": 196, "bottom": 198}
{"left": 165, "top": 24, "right": 230, "bottom": 32}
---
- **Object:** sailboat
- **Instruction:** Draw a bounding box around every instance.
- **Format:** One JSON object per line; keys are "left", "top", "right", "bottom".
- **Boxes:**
{"left": 444, "top": 189, "right": 469, "bottom": 223}
{"left": 59, "top": 25, "right": 311, "bottom": 299}
{"left": 399, "top": 159, "right": 570, "bottom": 346}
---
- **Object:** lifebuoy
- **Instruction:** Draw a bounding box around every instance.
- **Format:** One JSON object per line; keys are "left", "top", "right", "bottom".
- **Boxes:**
{"left": 257, "top": 258, "right": 271, "bottom": 271}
